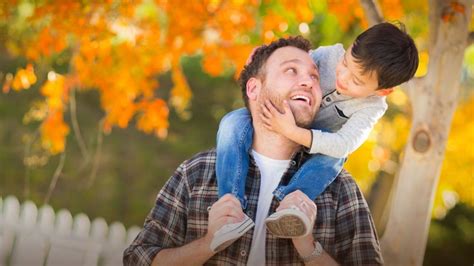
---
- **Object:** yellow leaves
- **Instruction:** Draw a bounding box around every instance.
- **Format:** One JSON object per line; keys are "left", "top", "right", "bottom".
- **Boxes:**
{"left": 346, "top": 139, "right": 378, "bottom": 193}
{"left": 380, "top": 0, "right": 404, "bottom": 21}
{"left": 435, "top": 95, "right": 474, "bottom": 212}
{"left": 5, "top": 0, "right": 386, "bottom": 158}
{"left": 203, "top": 46, "right": 227, "bottom": 77}
{"left": 170, "top": 66, "right": 192, "bottom": 118}
{"left": 36, "top": 72, "right": 70, "bottom": 154}
{"left": 327, "top": 0, "right": 367, "bottom": 30}
{"left": 387, "top": 88, "right": 408, "bottom": 106}
{"left": 40, "top": 111, "right": 70, "bottom": 154}
{"left": 415, "top": 51, "right": 429, "bottom": 77}
{"left": 328, "top": 0, "right": 404, "bottom": 29}
{"left": 23, "top": 101, "right": 48, "bottom": 124}
{"left": 11, "top": 64, "right": 36, "bottom": 91}
{"left": 28, "top": 28, "right": 67, "bottom": 60}
{"left": 137, "top": 99, "right": 169, "bottom": 139}
{"left": 41, "top": 72, "right": 68, "bottom": 110}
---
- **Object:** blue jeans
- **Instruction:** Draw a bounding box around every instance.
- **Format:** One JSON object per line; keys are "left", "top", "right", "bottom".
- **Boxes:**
{"left": 216, "top": 108, "right": 344, "bottom": 208}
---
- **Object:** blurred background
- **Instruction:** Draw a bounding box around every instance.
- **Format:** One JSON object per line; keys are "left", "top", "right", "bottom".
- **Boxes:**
{"left": 0, "top": 1, "right": 473, "bottom": 265}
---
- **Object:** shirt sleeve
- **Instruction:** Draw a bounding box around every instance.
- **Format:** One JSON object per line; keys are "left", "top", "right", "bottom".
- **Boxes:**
{"left": 123, "top": 163, "right": 189, "bottom": 266}
{"left": 309, "top": 105, "right": 387, "bottom": 158}
{"left": 333, "top": 173, "right": 384, "bottom": 265}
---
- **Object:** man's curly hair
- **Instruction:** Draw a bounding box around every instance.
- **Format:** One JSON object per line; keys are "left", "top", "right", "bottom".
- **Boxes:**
{"left": 238, "top": 36, "right": 312, "bottom": 108}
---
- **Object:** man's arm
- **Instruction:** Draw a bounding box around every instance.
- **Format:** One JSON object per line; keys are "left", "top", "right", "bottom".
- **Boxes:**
{"left": 123, "top": 163, "right": 191, "bottom": 265}
{"left": 151, "top": 234, "right": 214, "bottom": 265}
{"left": 123, "top": 158, "right": 246, "bottom": 266}
{"left": 151, "top": 194, "right": 246, "bottom": 265}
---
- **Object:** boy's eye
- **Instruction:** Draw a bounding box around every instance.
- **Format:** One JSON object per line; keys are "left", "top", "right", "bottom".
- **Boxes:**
{"left": 311, "top": 74, "right": 319, "bottom": 81}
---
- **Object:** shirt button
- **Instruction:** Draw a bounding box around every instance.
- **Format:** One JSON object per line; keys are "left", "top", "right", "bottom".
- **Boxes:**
{"left": 290, "top": 160, "right": 296, "bottom": 166}
{"left": 207, "top": 206, "right": 212, "bottom": 212}
{"left": 336, "top": 91, "right": 341, "bottom": 95}
{"left": 240, "top": 250, "right": 247, "bottom": 257}
{"left": 326, "top": 97, "right": 331, "bottom": 102}
{"left": 247, "top": 210, "right": 253, "bottom": 216}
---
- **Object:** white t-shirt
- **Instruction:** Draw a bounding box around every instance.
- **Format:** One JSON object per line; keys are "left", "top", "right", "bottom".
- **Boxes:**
{"left": 246, "top": 150, "right": 290, "bottom": 266}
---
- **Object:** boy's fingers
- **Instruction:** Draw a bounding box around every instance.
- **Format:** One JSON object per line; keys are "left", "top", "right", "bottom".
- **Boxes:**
{"left": 265, "top": 100, "right": 277, "bottom": 113}
{"left": 261, "top": 104, "right": 272, "bottom": 118}
{"left": 259, "top": 114, "right": 270, "bottom": 124}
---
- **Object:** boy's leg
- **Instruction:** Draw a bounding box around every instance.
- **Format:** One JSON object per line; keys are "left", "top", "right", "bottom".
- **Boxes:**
{"left": 266, "top": 154, "right": 344, "bottom": 238}
{"left": 274, "top": 154, "right": 344, "bottom": 201}
{"left": 213, "top": 108, "right": 255, "bottom": 252}
{"left": 216, "top": 107, "right": 253, "bottom": 209}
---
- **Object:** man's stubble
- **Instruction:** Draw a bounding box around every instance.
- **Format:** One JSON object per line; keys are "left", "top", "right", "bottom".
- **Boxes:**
{"left": 258, "top": 83, "right": 316, "bottom": 129}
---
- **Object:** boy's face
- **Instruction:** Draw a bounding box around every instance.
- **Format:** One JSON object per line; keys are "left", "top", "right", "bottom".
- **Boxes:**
{"left": 335, "top": 46, "right": 388, "bottom": 98}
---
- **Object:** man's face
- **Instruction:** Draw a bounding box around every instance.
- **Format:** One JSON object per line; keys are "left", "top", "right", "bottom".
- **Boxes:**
{"left": 258, "top": 46, "right": 321, "bottom": 128}
{"left": 335, "top": 46, "right": 380, "bottom": 98}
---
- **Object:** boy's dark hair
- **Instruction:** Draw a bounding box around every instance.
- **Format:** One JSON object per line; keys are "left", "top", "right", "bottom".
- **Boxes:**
{"left": 352, "top": 22, "right": 419, "bottom": 89}
{"left": 239, "top": 36, "right": 312, "bottom": 108}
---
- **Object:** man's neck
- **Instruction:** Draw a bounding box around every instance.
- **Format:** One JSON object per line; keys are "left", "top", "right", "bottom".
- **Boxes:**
{"left": 252, "top": 122, "right": 300, "bottom": 160}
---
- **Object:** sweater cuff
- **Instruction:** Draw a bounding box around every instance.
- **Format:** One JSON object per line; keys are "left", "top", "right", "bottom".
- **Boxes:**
{"left": 307, "top": 129, "right": 317, "bottom": 154}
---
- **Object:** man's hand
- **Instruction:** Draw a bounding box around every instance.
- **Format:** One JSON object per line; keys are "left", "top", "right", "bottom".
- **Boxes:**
{"left": 278, "top": 190, "right": 319, "bottom": 258}
{"left": 277, "top": 190, "right": 317, "bottom": 226}
{"left": 260, "top": 99, "right": 297, "bottom": 138}
{"left": 205, "top": 194, "right": 246, "bottom": 249}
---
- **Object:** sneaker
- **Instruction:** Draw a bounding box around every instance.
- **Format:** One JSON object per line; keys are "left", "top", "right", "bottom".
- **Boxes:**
{"left": 210, "top": 214, "right": 254, "bottom": 252}
{"left": 265, "top": 208, "right": 311, "bottom": 238}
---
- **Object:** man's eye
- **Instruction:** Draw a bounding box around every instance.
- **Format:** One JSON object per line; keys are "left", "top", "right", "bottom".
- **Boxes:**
{"left": 311, "top": 74, "right": 319, "bottom": 81}
{"left": 286, "top": 68, "right": 297, "bottom": 74}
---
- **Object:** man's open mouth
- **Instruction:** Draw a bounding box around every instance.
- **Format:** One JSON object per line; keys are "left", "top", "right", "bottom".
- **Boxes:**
{"left": 290, "top": 95, "right": 312, "bottom": 106}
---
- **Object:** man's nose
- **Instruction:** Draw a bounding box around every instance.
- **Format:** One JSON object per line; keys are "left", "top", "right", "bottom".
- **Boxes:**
{"left": 298, "top": 74, "right": 314, "bottom": 88}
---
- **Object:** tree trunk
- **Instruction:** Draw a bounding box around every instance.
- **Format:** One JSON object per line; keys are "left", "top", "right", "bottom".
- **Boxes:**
{"left": 379, "top": 0, "right": 472, "bottom": 265}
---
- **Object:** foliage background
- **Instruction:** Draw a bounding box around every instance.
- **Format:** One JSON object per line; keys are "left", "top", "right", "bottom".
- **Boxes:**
{"left": 0, "top": 1, "right": 473, "bottom": 265}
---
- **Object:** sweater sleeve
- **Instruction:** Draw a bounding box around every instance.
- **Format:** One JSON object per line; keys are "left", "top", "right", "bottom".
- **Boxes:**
{"left": 309, "top": 105, "right": 387, "bottom": 158}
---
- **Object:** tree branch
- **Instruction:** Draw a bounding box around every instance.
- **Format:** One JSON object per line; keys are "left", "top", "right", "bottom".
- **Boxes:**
{"left": 469, "top": 32, "right": 474, "bottom": 46}
{"left": 70, "top": 87, "right": 90, "bottom": 161}
{"left": 86, "top": 119, "right": 104, "bottom": 188}
{"left": 44, "top": 151, "right": 66, "bottom": 205}
{"left": 359, "top": 0, "right": 384, "bottom": 26}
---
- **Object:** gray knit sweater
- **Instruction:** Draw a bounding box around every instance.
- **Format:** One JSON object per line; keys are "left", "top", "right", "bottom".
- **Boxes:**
{"left": 308, "top": 44, "right": 388, "bottom": 158}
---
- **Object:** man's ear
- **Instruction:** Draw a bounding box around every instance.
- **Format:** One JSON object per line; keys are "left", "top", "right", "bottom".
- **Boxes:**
{"left": 375, "top": 87, "right": 394, "bottom": 96}
{"left": 246, "top": 77, "right": 262, "bottom": 101}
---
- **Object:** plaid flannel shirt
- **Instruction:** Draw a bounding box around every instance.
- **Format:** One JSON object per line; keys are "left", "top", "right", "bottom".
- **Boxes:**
{"left": 123, "top": 149, "right": 383, "bottom": 265}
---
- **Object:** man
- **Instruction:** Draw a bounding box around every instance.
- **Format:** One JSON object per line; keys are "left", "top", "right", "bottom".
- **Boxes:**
{"left": 123, "top": 36, "right": 383, "bottom": 265}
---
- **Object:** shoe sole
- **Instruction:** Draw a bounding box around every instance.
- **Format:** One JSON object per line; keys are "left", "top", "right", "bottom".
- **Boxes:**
{"left": 265, "top": 210, "right": 310, "bottom": 238}
{"left": 211, "top": 217, "right": 255, "bottom": 252}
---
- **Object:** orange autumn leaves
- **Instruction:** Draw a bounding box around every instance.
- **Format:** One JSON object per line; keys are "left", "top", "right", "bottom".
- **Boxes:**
{"left": 4, "top": 0, "right": 315, "bottom": 155}
{"left": 3, "top": 64, "right": 37, "bottom": 93}
{"left": 327, "top": 0, "right": 404, "bottom": 30}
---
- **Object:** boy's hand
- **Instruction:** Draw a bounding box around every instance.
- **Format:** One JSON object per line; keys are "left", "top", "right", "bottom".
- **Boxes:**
{"left": 260, "top": 99, "right": 297, "bottom": 138}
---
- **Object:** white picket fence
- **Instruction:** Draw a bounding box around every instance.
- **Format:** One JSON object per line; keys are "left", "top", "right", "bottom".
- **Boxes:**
{"left": 0, "top": 195, "right": 141, "bottom": 266}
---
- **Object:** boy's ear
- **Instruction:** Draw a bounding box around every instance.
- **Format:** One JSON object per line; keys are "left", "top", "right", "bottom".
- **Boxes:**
{"left": 375, "top": 87, "right": 394, "bottom": 96}
{"left": 246, "top": 77, "right": 262, "bottom": 101}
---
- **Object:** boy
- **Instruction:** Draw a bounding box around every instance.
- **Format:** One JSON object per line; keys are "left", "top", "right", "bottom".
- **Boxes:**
{"left": 211, "top": 22, "right": 418, "bottom": 251}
